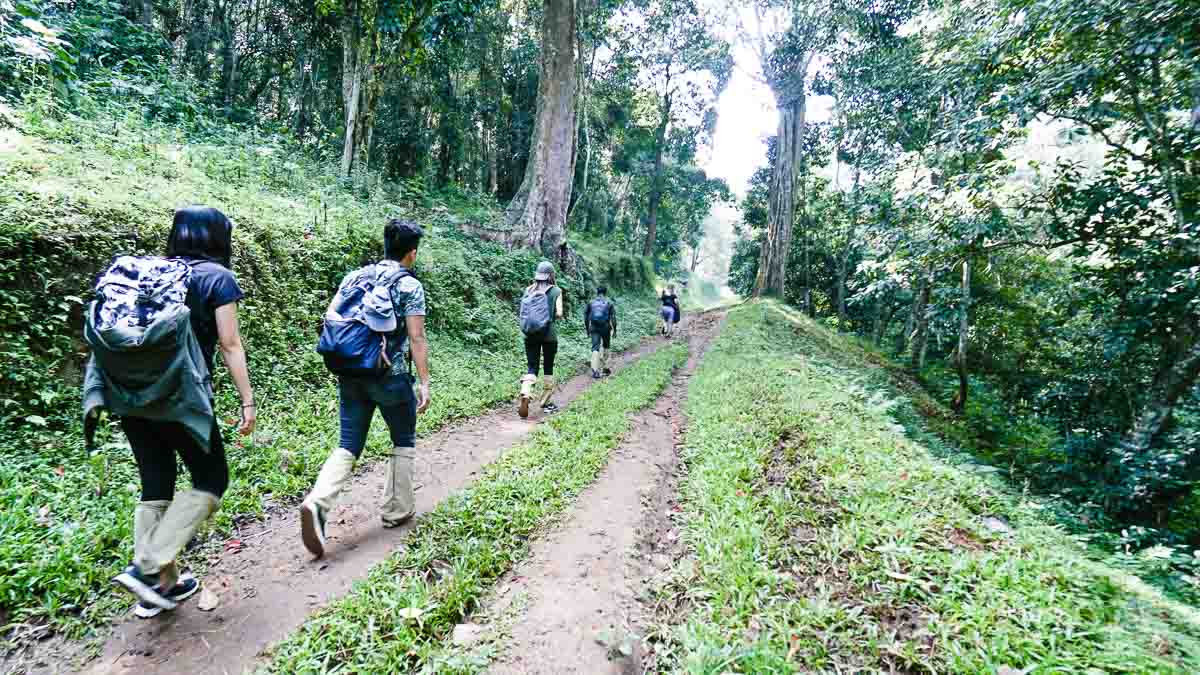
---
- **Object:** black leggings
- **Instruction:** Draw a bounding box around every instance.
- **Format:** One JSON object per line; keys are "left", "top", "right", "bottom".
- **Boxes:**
{"left": 121, "top": 416, "right": 229, "bottom": 500}
{"left": 524, "top": 338, "right": 558, "bottom": 376}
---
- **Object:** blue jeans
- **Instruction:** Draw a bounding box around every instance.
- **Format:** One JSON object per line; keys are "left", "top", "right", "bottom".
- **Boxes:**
{"left": 338, "top": 373, "right": 417, "bottom": 457}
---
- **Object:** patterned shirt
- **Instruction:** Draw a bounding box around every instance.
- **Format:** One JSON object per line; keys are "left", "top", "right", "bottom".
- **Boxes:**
{"left": 386, "top": 266, "right": 426, "bottom": 375}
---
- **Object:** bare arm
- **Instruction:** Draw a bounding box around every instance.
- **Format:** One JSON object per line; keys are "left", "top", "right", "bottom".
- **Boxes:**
{"left": 215, "top": 302, "right": 255, "bottom": 435}
{"left": 407, "top": 314, "right": 431, "bottom": 414}
{"left": 555, "top": 290, "right": 564, "bottom": 320}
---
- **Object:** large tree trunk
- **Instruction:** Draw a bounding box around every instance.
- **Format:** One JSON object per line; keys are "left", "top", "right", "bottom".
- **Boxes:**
{"left": 754, "top": 86, "right": 806, "bottom": 297}
{"left": 503, "top": 0, "right": 578, "bottom": 258}
{"left": 951, "top": 259, "right": 971, "bottom": 412}
{"left": 872, "top": 295, "right": 894, "bottom": 345}
{"left": 292, "top": 48, "right": 308, "bottom": 139}
{"left": 896, "top": 279, "right": 917, "bottom": 355}
{"left": 1114, "top": 329, "right": 1200, "bottom": 519}
{"left": 643, "top": 94, "right": 671, "bottom": 258}
{"left": 357, "top": 54, "right": 382, "bottom": 172}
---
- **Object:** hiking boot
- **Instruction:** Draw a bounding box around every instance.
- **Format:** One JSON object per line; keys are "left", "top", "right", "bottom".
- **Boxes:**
{"left": 133, "top": 574, "right": 200, "bottom": 618}
{"left": 602, "top": 368, "right": 612, "bottom": 376}
{"left": 538, "top": 375, "right": 558, "bottom": 410}
{"left": 541, "top": 402, "right": 560, "bottom": 413}
{"left": 301, "top": 448, "right": 356, "bottom": 558}
{"left": 381, "top": 447, "right": 415, "bottom": 528}
{"left": 592, "top": 370, "right": 601, "bottom": 379}
{"left": 113, "top": 565, "right": 177, "bottom": 610}
{"left": 134, "top": 490, "right": 219, "bottom": 580}
{"left": 518, "top": 374, "right": 537, "bottom": 419}
{"left": 300, "top": 501, "right": 328, "bottom": 559}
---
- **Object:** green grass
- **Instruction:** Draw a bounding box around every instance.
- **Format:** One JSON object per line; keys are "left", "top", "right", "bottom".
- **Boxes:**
{"left": 264, "top": 342, "right": 688, "bottom": 673}
{"left": 0, "top": 104, "right": 661, "bottom": 644}
{"left": 650, "top": 301, "right": 1200, "bottom": 673}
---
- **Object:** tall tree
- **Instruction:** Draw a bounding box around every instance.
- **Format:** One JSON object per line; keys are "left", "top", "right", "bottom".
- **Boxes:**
{"left": 744, "top": 0, "right": 827, "bottom": 297}
{"left": 504, "top": 0, "right": 579, "bottom": 257}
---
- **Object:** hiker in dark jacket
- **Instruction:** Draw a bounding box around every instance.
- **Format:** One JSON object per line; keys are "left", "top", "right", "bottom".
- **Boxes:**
{"left": 89, "top": 206, "right": 255, "bottom": 617}
{"left": 584, "top": 286, "right": 617, "bottom": 378}
{"left": 300, "top": 219, "right": 431, "bottom": 559}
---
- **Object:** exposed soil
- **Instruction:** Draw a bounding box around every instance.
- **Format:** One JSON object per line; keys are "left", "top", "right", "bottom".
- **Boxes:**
{"left": 477, "top": 311, "right": 724, "bottom": 674}
{"left": 5, "top": 339, "right": 664, "bottom": 675}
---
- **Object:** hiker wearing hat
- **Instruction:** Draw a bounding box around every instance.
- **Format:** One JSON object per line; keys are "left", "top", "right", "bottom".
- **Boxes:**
{"left": 517, "top": 260, "right": 564, "bottom": 417}
{"left": 299, "top": 219, "right": 431, "bottom": 558}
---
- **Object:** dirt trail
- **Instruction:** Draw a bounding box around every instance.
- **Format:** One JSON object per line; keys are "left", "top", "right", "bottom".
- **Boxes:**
{"left": 23, "top": 339, "right": 665, "bottom": 675}
{"left": 476, "top": 311, "right": 723, "bottom": 674}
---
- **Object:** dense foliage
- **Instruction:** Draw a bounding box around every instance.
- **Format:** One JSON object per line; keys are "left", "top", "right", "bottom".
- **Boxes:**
{"left": 0, "top": 0, "right": 732, "bottom": 274}
{"left": 729, "top": 0, "right": 1200, "bottom": 591}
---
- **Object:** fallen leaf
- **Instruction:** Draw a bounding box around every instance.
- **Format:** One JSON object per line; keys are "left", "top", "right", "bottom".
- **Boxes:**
{"left": 225, "top": 539, "right": 245, "bottom": 553}
{"left": 197, "top": 587, "right": 220, "bottom": 611}
{"left": 452, "top": 623, "right": 484, "bottom": 646}
{"left": 53, "top": 466, "right": 65, "bottom": 477}
{"left": 397, "top": 607, "right": 424, "bottom": 621}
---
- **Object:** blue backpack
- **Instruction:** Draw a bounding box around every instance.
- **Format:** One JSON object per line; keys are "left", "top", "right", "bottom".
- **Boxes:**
{"left": 317, "top": 264, "right": 411, "bottom": 377}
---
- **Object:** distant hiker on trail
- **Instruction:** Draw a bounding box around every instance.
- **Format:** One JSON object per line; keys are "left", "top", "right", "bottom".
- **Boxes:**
{"left": 84, "top": 206, "right": 256, "bottom": 618}
{"left": 518, "top": 260, "right": 564, "bottom": 418}
{"left": 660, "top": 284, "right": 681, "bottom": 337}
{"left": 301, "top": 219, "right": 431, "bottom": 559}
{"left": 585, "top": 286, "right": 617, "bottom": 379}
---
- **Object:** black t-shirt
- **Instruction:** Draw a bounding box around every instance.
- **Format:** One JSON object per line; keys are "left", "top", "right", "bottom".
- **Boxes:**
{"left": 184, "top": 259, "right": 244, "bottom": 373}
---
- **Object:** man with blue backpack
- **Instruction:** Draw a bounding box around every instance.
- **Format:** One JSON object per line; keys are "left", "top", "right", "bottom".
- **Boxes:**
{"left": 300, "top": 219, "right": 431, "bottom": 559}
{"left": 585, "top": 286, "right": 617, "bottom": 379}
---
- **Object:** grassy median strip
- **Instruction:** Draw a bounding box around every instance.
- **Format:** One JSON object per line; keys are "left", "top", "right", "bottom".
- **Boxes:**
{"left": 653, "top": 301, "right": 1200, "bottom": 673}
{"left": 264, "top": 342, "right": 688, "bottom": 673}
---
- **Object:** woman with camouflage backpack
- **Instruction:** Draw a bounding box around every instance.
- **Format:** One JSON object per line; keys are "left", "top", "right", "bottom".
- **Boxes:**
{"left": 85, "top": 206, "right": 255, "bottom": 617}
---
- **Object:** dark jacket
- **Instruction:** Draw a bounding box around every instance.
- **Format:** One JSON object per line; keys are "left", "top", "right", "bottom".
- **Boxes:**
{"left": 83, "top": 303, "right": 215, "bottom": 451}
{"left": 584, "top": 296, "right": 617, "bottom": 333}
